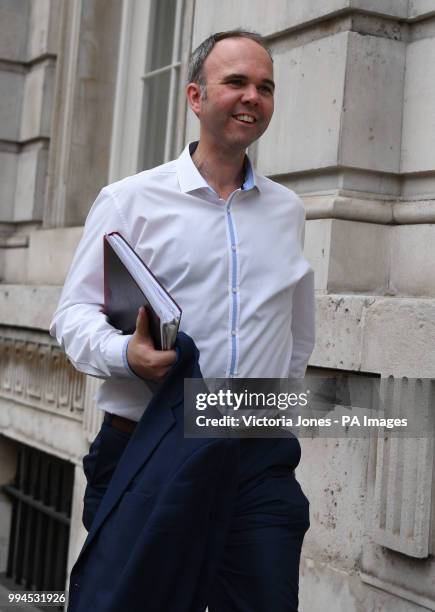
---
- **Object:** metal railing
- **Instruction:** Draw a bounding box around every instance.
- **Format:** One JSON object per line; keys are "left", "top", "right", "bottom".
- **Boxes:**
{"left": 3, "top": 443, "right": 73, "bottom": 603}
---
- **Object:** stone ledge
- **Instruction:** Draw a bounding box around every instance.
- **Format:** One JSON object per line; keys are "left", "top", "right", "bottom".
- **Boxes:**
{"left": 361, "top": 538, "right": 435, "bottom": 610}
{"left": 0, "top": 234, "right": 28, "bottom": 248}
{"left": 305, "top": 194, "right": 435, "bottom": 224}
{"left": 305, "top": 219, "right": 435, "bottom": 297}
{"left": 304, "top": 195, "right": 394, "bottom": 223}
{"left": 300, "top": 556, "right": 430, "bottom": 612}
{"left": 0, "top": 284, "right": 61, "bottom": 330}
{"left": 0, "top": 397, "right": 88, "bottom": 464}
{"left": 312, "top": 293, "right": 435, "bottom": 376}
{"left": 360, "top": 572, "right": 435, "bottom": 611}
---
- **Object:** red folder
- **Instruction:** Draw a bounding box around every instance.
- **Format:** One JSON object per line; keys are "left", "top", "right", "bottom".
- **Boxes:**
{"left": 103, "top": 232, "right": 181, "bottom": 350}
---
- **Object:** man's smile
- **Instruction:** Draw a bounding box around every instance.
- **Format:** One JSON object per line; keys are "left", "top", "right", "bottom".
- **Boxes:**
{"left": 233, "top": 113, "right": 257, "bottom": 124}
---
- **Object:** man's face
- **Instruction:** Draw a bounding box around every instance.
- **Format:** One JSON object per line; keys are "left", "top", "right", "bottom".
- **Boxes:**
{"left": 189, "top": 37, "right": 275, "bottom": 152}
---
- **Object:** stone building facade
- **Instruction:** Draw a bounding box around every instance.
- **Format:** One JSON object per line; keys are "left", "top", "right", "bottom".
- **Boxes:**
{"left": 0, "top": 1, "right": 434, "bottom": 609}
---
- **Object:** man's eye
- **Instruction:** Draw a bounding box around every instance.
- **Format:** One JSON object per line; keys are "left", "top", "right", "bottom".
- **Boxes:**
{"left": 259, "top": 85, "right": 273, "bottom": 94}
{"left": 228, "top": 79, "right": 243, "bottom": 85}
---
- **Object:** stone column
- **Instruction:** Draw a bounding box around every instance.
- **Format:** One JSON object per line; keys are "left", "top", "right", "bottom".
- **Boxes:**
{"left": 43, "top": 0, "right": 123, "bottom": 228}
{"left": 0, "top": 0, "right": 60, "bottom": 225}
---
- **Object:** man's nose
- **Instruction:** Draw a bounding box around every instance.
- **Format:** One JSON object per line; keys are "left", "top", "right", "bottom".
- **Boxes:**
{"left": 241, "top": 84, "right": 260, "bottom": 105}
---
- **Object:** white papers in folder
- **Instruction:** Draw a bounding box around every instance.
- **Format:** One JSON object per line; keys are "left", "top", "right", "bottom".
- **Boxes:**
{"left": 105, "top": 232, "right": 181, "bottom": 348}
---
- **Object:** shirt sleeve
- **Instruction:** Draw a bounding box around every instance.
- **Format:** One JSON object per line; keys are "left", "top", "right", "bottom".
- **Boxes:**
{"left": 49, "top": 187, "right": 138, "bottom": 379}
{"left": 288, "top": 269, "right": 315, "bottom": 379}
{"left": 288, "top": 200, "right": 315, "bottom": 379}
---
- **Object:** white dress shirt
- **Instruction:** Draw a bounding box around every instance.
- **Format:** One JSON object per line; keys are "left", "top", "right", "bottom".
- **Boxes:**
{"left": 50, "top": 142, "right": 315, "bottom": 421}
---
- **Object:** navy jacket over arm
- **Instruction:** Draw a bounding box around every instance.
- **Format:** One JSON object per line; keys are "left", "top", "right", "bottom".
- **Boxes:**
{"left": 68, "top": 333, "right": 240, "bottom": 612}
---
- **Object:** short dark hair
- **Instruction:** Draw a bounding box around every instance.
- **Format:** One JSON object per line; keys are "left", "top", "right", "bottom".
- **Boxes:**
{"left": 187, "top": 29, "right": 272, "bottom": 88}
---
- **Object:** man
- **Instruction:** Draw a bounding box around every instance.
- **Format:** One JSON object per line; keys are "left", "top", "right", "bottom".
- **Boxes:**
{"left": 51, "top": 30, "right": 315, "bottom": 611}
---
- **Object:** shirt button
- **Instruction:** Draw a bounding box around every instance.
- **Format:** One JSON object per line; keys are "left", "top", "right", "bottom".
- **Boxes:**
{"left": 231, "top": 330, "right": 237, "bottom": 336}
{"left": 231, "top": 245, "right": 237, "bottom": 251}
{"left": 232, "top": 287, "right": 238, "bottom": 293}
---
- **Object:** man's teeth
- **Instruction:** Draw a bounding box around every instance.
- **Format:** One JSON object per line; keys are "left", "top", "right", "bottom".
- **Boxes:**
{"left": 235, "top": 114, "right": 255, "bottom": 123}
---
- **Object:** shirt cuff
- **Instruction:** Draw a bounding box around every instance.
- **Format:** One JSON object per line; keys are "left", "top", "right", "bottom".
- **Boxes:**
{"left": 103, "top": 334, "right": 179, "bottom": 380}
{"left": 101, "top": 333, "right": 140, "bottom": 379}
{"left": 122, "top": 336, "right": 145, "bottom": 380}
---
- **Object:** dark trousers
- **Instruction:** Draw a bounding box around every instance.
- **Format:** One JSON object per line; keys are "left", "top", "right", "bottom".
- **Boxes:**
{"left": 82, "top": 420, "right": 310, "bottom": 612}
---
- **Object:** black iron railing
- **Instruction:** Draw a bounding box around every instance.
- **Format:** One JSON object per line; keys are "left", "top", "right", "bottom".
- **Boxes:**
{"left": 3, "top": 444, "right": 73, "bottom": 601}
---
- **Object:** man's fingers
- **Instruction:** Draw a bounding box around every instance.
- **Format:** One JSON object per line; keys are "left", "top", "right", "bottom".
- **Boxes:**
{"left": 135, "top": 306, "right": 151, "bottom": 340}
{"left": 154, "top": 367, "right": 171, "bottom": 381}
{"left": 151, "top": 349, "right": 177, "bottom": 368}
{"left": 139, "top": 359, "right": 174, "bottom": 382}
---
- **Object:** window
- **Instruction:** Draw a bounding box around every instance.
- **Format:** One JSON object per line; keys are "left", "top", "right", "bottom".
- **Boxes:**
{"left": 109, "top": 0, "right": 192, "bottom": 182}
{"left": 139, "top": 0, "right": 184, "bottom": 170}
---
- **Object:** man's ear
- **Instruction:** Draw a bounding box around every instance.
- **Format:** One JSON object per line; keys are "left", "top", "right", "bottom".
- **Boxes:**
{"left": 186, "top": 82, "right": 202, "bottom": 118}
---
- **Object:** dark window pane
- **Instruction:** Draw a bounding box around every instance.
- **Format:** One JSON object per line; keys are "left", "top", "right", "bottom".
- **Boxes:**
{"left": 140, "top": 70, "right": 171, "bottom": 170}
{"left": 148, "top": 0, "right": 177, "bottom": 71}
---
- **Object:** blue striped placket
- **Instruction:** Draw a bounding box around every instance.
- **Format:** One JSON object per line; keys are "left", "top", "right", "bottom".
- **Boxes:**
{"left": 225, "top": 191, "right": 240, "bottom": 377}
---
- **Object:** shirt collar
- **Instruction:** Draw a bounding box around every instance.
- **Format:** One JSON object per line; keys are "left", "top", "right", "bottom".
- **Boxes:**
{"left": 176, "top": 141, "right": 259, "bottom": 194}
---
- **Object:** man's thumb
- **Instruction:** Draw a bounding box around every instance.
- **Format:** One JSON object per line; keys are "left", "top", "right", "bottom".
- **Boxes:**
{"left": 135, "top": 306, "right": 151, "bottom": 340}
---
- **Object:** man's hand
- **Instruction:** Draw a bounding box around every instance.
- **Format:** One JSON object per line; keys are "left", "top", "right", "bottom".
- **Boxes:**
{"left": 126, "top": 306, "right": 177, "bottom": 381}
